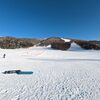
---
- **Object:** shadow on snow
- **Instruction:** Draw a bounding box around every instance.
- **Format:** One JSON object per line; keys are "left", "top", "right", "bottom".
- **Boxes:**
{"left": 29, "top": 58, "right": 100, "bottom": 62}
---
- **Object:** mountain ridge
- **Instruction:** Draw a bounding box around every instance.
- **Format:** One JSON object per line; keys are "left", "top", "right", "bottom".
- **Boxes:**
{"left": 0, "top": 36, "right": 100, "bottom": 50}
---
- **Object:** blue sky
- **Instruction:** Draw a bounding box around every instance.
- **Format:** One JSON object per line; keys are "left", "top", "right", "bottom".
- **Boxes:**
{"left": 0, "top": 0, "right": 100, "bottom": 40}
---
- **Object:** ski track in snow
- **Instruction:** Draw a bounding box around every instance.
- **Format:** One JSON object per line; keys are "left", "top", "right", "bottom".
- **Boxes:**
{"left": 0, "top": 46, "right": 100, "bottom": 100}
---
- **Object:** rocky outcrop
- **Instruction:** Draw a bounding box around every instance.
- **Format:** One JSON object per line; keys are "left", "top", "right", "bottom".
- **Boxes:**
{"left": 51, "top": 42, "right": 71, "bottom": 50}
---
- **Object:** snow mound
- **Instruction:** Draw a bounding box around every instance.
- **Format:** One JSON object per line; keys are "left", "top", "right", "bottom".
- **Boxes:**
{"left": 61, "top": 38, "right": 71, "bottom": 42}
{"left": 68, "top": 42, "right": 83, "bottom": 51}
{"left": 47, "top": 45, "right": 51, "bottom": 48}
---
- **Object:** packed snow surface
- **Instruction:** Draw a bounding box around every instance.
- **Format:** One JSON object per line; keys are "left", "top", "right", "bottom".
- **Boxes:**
{"left": 0, "top": 46, "right": 100, "bottom": 100}
{"left": 68, "top": 42, "right": 84, "bottom": 51}
{"left": 61, "top": 38, "right": 71, "bottom": 42}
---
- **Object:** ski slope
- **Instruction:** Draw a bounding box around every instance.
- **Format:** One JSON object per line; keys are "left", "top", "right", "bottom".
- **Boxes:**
{"left": 68, "top": 42, "right": 84, "bottom": 51}
{"left": 0, "top": 44, "right": 100, "bottom": 100}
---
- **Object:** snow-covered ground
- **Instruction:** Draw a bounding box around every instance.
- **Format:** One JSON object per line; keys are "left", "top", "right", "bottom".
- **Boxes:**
{"left": 61, "top": 38, "right": 71, "bottom": 42}
{"left": 0, "top": 43, "right": 100, "bottom": 100}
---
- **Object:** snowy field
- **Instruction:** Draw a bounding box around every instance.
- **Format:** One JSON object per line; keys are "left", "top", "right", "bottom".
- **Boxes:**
{"left": 0, "top": 43, "right": 100, "bottom": 100}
